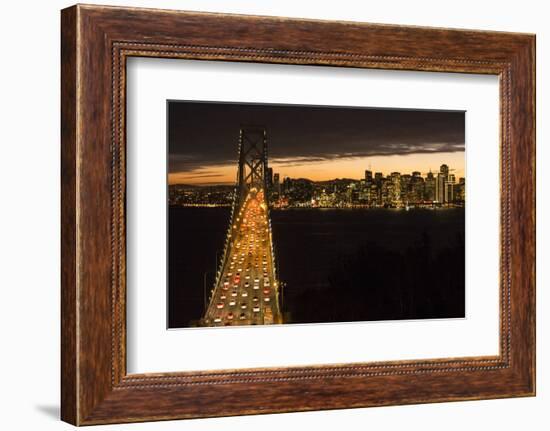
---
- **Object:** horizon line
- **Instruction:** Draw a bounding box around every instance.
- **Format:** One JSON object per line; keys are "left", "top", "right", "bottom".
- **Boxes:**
{"left": 169, "top": 174, "right": 465, "bottom": 187}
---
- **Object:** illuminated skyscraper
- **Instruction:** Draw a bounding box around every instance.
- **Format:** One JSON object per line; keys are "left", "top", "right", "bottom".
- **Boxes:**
{"left": 266, "top": 167, "right": 273, "bottom": 188}
{"left": 365, "top": 170, "right": 373, "bottom": 184}
{"left": 425, "top": 171, "right": 436, "bottom": 201}
{"left": 445, "top": 174, "right": 456, "bottom": 203}
{"left": 391, "top": 172, "right": 401, "bottom": 205}
{"left": 436, "top": 173, "right": 446, "bottom": 203}
{"left": 374, "top": 172, "right": 383, "bottom": 193}
{"left": 410, "top": 172, "right": 424, "bottom": 202}
{"left": 436, "top": 164, "right": 449, "bottom": 204}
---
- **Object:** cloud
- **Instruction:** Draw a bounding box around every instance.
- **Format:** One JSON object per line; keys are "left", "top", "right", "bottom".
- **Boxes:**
{"left": 181, "top": 172, "right": 226, "bottom": 179}
{"left": 168, "top": 101, "right": 465, "bottom": 175}
{"left": 168, "top": 155, "right": 237, "bottom": 173}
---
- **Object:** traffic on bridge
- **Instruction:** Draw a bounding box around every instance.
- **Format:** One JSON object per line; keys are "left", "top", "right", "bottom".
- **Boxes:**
{"left": 201, "top": 127, "right": 282, "bottom": 327}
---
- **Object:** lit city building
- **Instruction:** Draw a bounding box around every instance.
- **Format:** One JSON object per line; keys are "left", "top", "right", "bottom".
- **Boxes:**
{"left": 169, "top": 163, "right": 465, "bottom": 210}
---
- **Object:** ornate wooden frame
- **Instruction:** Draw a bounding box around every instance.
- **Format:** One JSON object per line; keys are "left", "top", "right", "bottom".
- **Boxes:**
{"left": 61, "top": 4, "right": 536, "bottom": 425}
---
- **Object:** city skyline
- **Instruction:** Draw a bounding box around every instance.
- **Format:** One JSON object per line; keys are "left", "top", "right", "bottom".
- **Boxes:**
{"left": 169, "top": 156, "right": 465, "bottom": 186}
{"left": 170, "top": 163, "right": 465, "bottom": 210}
{"left": 168, "top": 101, "right": 465, "bottom": 185}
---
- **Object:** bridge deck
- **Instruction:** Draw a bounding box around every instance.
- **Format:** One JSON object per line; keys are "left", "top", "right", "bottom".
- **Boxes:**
{"left": 203, "top": 189, "right": 281, "bottom": 326}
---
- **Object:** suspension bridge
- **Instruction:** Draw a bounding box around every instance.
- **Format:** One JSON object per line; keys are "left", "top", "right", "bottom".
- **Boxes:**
{"left": 201, "top": 127, "right": 282, "bottom": 326}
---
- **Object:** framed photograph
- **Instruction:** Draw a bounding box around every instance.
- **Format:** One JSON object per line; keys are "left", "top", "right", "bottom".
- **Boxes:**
{"left": 166, "top": 101, "right": 466, "bottom": 330}
{"left": 61, "top": 4, "right": 535, "bottom": 425}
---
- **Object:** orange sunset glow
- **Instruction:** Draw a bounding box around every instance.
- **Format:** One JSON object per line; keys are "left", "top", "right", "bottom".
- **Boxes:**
{"left": 168, "top": 151, "right": 465, "bottom": 185}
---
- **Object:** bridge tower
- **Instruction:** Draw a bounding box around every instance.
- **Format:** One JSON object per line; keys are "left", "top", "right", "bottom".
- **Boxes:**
{"left": 237, "top": 126, "right": 269, "bottom": 202}
{"left": 201, "top": 126, "right": 282, "bottom": 326}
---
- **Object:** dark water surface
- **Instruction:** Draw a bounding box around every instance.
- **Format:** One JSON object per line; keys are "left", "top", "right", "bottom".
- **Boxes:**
{"left": 168, "top": 207, "right": 465, "bottom": 328}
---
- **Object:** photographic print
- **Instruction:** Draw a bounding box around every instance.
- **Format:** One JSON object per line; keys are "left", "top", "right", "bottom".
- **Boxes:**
{"left": 167, "top": 101, "right": 465, "bottom": 328}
